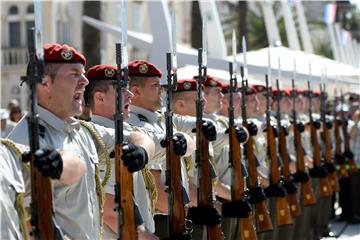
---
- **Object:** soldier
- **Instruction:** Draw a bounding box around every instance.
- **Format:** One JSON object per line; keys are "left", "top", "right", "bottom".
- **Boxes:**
{"left": 0, "top": 140, "right": 86, "bottom": 239}
{"left": 217, "top": 83, "right": 260, "bottom": 240}
{"left": 127, "top": 60, "right": 198, "bottom": 238}
{"left": 84, "top": 64, "right": 159, "bottom": 239}
{"left": 8, "top": 44, "right": 154, "bottom": 239}
{"left": 172, "top": 77, "right": 248, "bottom": 239}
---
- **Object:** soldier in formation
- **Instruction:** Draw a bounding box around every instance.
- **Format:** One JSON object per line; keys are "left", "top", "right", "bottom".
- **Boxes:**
{"left": 1, "top": 39, "right": 359, "bottom": 240}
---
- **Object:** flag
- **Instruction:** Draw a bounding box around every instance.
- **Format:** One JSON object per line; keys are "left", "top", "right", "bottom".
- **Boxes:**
{"left": 323, "top": 3, "right": 337, "bottom": 24}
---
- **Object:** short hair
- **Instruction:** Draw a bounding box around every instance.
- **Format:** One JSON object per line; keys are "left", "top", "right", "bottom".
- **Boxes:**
{"left": 84, "top": 80, "right": 114, "bottom": 109}
{"left": 128, "top": 76, "right": 148, "bottom": 88}
{"left": 26, "top": 62, "right": 62, "bottom": 83}
{"left": 44, "top": 63, "right": 63, "bottom": 80}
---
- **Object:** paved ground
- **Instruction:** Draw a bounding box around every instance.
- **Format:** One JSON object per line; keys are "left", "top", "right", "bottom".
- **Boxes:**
{"left": 322, "top": 221, "right": 360, "bottom": 239}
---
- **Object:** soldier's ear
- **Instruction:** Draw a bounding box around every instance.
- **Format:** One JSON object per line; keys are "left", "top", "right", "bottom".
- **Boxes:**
{"left": 130, "top": 85, "right": 141, "bottom": 96}
{"left": 94, "top": 91, "right": 104, "bottom": 103}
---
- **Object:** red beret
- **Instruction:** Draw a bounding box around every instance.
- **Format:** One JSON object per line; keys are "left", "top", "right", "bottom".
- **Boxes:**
{"left": 238, "top": 86, "right": 257, "bottom": 95}
{"left": 252, "top": 84, "right": 267, "bottom": 93}
{"left": 272, "top": 89, "right": 290, "bottom": 98}
{"left": 174, "top": 79, "right": 200, "bottom": 92}
{"left": 86, "top": 64, "right": 118, "bottom": 81}
{"left": 199, "top": 75, "right": 222, "bottom": 88}
{"left": 44, "top": 43, "right": 86, "bottom": 66}
{"left": 128, "top": 60, "right": 162, "bottom": 78}
{"left": 313, "top": 90, "right": 321, "bottom": 97}
{"left": 221, "top": 84, "right": 230, "bottom": 94}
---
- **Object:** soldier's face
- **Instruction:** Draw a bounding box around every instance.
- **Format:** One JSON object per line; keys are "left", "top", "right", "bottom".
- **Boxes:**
{"left": 256, "top": 93, "right": 266, "bottom": 114}
{"left": 139, "top": 77, "right": 163, "bottom": 111}
{"left": 312, "top": 98, "right": 320, "bottom": 112}
{"left": 204, "top": 87, "right": 223, "bottom": 113}
{"left": 295, "top": 96, "right": 305, "bottom": 112}
{"left": 247, "top": 94, "right": 259, "bottom": 116}
{"left": 181, "top": 91, "right": 206, "bottom": 116}
{"left": 41, "top": 63, "right": 89, "bottom": 119}
{"left": 280, "top": 97, "right": 291, "bottom": 113}
{"left": 103, "top": 85, "right": 133, "bottom": 120}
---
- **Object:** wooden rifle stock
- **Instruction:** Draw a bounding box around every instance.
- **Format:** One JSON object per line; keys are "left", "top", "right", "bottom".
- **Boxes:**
{"left": 165, "top": 52, "right": 187, "bottom": 237}
{"left": 244, "top": 125, "right": 273, "bottom": 232}
{"left": 310, "top": 124, "right": 332, "bottom": 197}
{"left": 25, "top": 28, "right": 63, "bottom": 240}
{"left": 293, "top": 125, "right": 316, "bottom": 206}
{"left": 167, "top": 141, "right": 187, "bottom": 235}
{"left": 198, "top": 124, "right": 223, "bottom": 240}
{"left": 306, "top": 84, "right": 332, "bottom": 197}
{"left": 196, "top": 49, "right": 222, "bottom": 239}
{"left": 268, "top": 126, "right": 293, "bottom": 226}
{"left": 334, "top": 118, "right": 349, "bottom": 178}
{"left": 115, "top": 145, "right": 136, "bottom": 239}
{"left": 323, "top": 123, "right": 340, "bottom": 192}
{"left": 114, "top": 43, "right": 136, "bottom": 239}
{"left": 279, "top": 128, "right": 301, "bottom": 218}
{"left": 228, "top": 126, "right": 257, "bottom": 240}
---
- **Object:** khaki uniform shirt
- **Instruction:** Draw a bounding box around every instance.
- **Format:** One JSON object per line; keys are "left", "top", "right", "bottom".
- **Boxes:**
{"left": 127, "top": 105, "right": 190, "bottom": 203}
{"left": 0, "top": 144, "right": 26, "bottom": 240}
{"left": 91, "top": 114, "right": 154, "bottom": 233}
{"left": 8, "top": 106, "right": 116, "bottom": 239}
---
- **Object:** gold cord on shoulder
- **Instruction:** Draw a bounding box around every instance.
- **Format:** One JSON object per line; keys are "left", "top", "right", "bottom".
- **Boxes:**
{"left": 1, "top": 138, "right": 29, "bottom": 240}
{"left": 78, "top": 121, "right": 109, "bottom": 240}
{"left": 79, "top": 120, "right": 111, "bottom": 188}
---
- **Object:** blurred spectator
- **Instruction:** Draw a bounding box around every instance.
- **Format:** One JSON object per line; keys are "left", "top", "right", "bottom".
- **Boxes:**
{"left": 7, "top": 99, "right": 23, "bottom": 122}
{"left": 0, "top": 109, "right": 16, "bottom": 138}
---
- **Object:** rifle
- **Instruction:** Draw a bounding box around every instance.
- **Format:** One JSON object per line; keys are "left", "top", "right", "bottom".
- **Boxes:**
{"left": 195, "top": 42, "right": 222, "bottom": 239}
{"left": 265, "top": 77, "right": 293, "bottom": 227}
{"left": 340, "top": 92, "right": 357, "bottom": 173}
{"left": 22, "top": 28, "right": 64, "bottom": 239}
{"left": 164, "top": 11, "right": 190, "bottom": 237}
{"left": 237, "top": 36, "right": 272, "bottom": 232}
{"left": 334, "top": 92, "right": 349, "bottom": 178}
{"left": 291, "top": 80, "right": 316, "bottom": 206}
{"left": 114, "top": 41, "right": 136, "bottom": 239}
{"left": 320, "top": 84, "right": 340, "bottom": 192}
{"left": 275, "top": 84, "right": 301, "bottom": 218}
{"left": 306, "top": 82, "right": 332, "bottom": 197}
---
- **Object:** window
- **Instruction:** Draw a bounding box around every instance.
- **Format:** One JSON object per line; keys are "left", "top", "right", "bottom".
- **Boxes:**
{"left": 9, "top": 6, "right": 18, "bottom": 15}
{"left": 27, "top": 4, "right": 34, "bottom": 14}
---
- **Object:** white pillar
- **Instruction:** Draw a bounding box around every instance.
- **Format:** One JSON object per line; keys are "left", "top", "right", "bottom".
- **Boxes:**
{"left": 295, "top": 1, "right": 314, "bottom": 53}
{"left": 147, "top": 0, "right": 171, "bottom": 81}
{"left": 198, "top": 0, "right": 227, "bottom": 58}
{"left": 281, "top": 1, "right": 301, "bottom": 50}
{"left": 327, "top": 24, "right": 341, "bottom": 62}
{"left": 261, "top": 1, "right": 281, "bottom": 46}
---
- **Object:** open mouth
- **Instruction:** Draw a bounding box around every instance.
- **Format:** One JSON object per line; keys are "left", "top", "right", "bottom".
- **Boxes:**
{"left": 73, "top": 92, "right": 83, "bottom": 103}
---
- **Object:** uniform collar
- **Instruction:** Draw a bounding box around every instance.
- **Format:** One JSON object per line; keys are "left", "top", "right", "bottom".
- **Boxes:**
{"left": 129, "top": 105, "right": 160, "bottom": 124}
{"left": 38, "top": 105, "right": 80, "bottom": 133}
{"left": 203, "top": 112, "right": 219, "bottom": 121}
{"left": 91, "top": 115, "right": 114, "bottom": 128}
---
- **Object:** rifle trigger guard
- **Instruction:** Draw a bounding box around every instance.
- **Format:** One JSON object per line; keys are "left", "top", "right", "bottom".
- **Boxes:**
{"left": 185, "top": 218, "right": 193, "bottom": 234}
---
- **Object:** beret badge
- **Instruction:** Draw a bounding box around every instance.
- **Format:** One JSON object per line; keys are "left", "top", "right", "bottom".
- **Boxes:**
{"left": 183, "top": 82, "right": 192, "bottom": 90}
{"left": 139, "top": 64, "right": 148, "bottom": 74}
{"left": 60, "top": 48, "right": 73, "bottom": 60}
{"left": 210, "top": 79, "right": 217, "bottom": 86}
{"left": 104, "top": 68, "right": 115, "bottom": 78}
